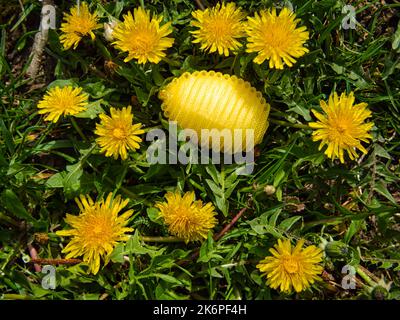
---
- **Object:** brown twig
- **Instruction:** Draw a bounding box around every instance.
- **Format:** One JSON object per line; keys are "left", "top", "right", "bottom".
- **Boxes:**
{"left": 194, "top": 0, "right": 205, "bottom": 10}
{"left": 29, "top": 258, "right": 82, "bottom": 265}
{"left": 214, "top": 207, "right": 247, "bottom": 241}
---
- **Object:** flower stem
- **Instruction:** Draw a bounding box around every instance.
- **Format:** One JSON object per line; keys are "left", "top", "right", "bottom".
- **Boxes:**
{"left": 356, "top": 265, "right": 378, "bottom": 287}
{"left": 0, "top": 212, "right": 19, "bottom": 227}
{"left": 270, "top": 119, "right": 310, "bottom": 130}
{"left": 70, "top": 117, "right": 87, "bottom": 142}
{"left": 140, "top": 236, "right": 183, "bottom": 243}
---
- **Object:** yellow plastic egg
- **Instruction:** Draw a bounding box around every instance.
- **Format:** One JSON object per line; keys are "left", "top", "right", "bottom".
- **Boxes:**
{"left": 158, "top": 70, "right": 270, "bottom": 153}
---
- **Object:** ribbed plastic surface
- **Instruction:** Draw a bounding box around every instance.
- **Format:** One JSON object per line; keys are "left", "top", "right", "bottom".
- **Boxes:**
{"left": 159, "top": 70, "right": 270, "bottom": 153}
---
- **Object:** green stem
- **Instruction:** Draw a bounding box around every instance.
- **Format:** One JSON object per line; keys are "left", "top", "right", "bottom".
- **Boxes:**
{"left": 356, "top": 266, "right": 378, "bottom": 287}
{"left": 70, "top": 117, "right": 87, "bottom": 142}
{"left": 269, "top": 119, "right": 310, "bottom": 130}
{"left": 140, "top": 236, "right": 183, "bottom": 243}
{"left": 139, "top": 0, "right": 145, "bottom": 9}
{"left": 94, "top": 37, "right": 112, "bottom": 60}
{"left": 33, "top": 123, "right": 54, "bottom": 149}
{"left": 0, "top": 212, "right": 19, "bottom": 227}
{"left": 189, "top": 179, "right": 205, "bottom": 193}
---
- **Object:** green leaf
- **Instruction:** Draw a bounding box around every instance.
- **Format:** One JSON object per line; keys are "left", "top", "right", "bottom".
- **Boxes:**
{"left": 147, "top": 273, "right": 182, "bottom": 285}
{"left": 63, "top": 163, "right": 83, "bottom": 195}
{"left": 344, "top": 220, "right": 365, "bottom": 244}
{"left": 147, "top": 207, "right": 162, "bottom": 224}
{"left": 205, "top": 179, "right": 223, "bottom": 197}
{"left": 45, "top": 173, "right": 64, "bottom": 188}
{"left": 75, "top": 100, "right": 104, "bottom": 119}
{"left": 392, "top": 22, "right": 400, "bottom": 51}
{"left": 0, "top": 119, "right": 14, "bottom": 154}
{"left": 374, "top": 181, "right": 397, "bottom": 205}
{"left": 47, "top": 79, "right": 78, "bottom": 89}
{"left": 1, "top": 189, "right": 35, "bottom": 222}
{"left": 273, "top": 169, "right": 286, "bottom": 187}
{"left": 278, "top": 216, "right": 302, "bottom": 231}
{"left": 123, "top": 231, "right": 163, "bottom": 257}
{"left": 374, "top": 144, "right": 391, "bottom": 160}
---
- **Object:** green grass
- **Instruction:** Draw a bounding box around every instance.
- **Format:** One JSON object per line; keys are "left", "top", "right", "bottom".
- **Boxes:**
{"left": 0, "top": 0, "right": 400, "bottom": 300}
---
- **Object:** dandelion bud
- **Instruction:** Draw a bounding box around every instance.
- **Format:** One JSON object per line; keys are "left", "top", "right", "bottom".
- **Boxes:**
{"left": 264, "top": 185, "right": 276, "bottom": 195}
{"left": 371, "top": 285, "right": 389, "bottom": 300}
{"left": 104, "top": 19, "right": 118, "bottom": 42}
{"left": 325, "top": 241, "right": 350, "bottom": 258}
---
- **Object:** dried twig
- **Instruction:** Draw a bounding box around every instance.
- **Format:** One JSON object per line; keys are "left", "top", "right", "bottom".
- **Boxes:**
{"left": 214, "top": 207, "right": 247, "bottom": 241}
{"left": 194, "top": 0, "right": 205, "bottom": 10}
{"left": 29, "top": 258, "right": 82, "bottom": 265}
{"left": 26, "top": 0, "right": 55, "bottom": 80}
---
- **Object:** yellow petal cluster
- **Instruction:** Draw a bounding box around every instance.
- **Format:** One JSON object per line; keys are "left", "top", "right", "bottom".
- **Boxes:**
{"left": 309, "top": 92, "right": 374, "bottom": 163}
{"left": 257, "top": 239, "right": 323, "bottom": 293}
{"left": 155, "top": 191, "right": 217, "bottom": 243}
{"left": 60, "top": 2, "right": 101, "bottom": 50}
{"left": 56, "top": 193, "right": 133, "bottom": 275}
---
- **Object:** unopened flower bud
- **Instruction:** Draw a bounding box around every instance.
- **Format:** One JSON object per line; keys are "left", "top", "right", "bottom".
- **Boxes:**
{"left": 264, "top": 185, "right": 276, "bottom": 195}
{"left": 104, "top": 19, "right": 118, "bottom": 42}
{"left": 325, "top": 241, "right": 350, "bottom": 258}
{"left": 371, "top": 285, "right": 389, "bottom": 300}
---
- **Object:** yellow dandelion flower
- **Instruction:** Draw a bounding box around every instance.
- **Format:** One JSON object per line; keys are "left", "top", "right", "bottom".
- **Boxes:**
{"left": 37, "top": 86, "right": 88, "bottom": 123}
{"left": 245, "top": 8, "right": 309, "bottom": 69}
{"left": 155, "top": 191, "right": 218, "bottom": 243}
{"left": 59, "top": 2, "right": 101, "bottom": 50}
{"left": 191, "top": 2, "right": 245, "bottom": 56}
{"left": 95, "top": 106, "right": 144, "bottom": 160}
{"left": 309, "top": 91, "right": 374, "bottom": 163}
{"left": 113, "top": 7, "right": 174, "bottom": 64}
{"left": 56, "top": 193, "right": 134, "bottom": 275}
{"left": 257, "top": 239, "right": 323, "bottom": 293}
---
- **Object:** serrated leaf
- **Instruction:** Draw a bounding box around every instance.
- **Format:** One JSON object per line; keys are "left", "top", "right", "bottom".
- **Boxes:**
{"left": 205, "top": 179, "right": 223, "bottom": 197}
{"left": 374, "top": 144, "right": 391, "bottom": 160}
{"left": 374, "top": 181, "right": 397, "bottom": 205}
{"left": 278, "top": 216, "right": 302, "bottom": 231}
{"left": 63, "top": 163, "right": 83, "bottom": 195}
{"left": 45, "top": 173, "right": 64, "bottom": 188}
{"left": 147, "top": 207, "right": 162, "bottom": 224}
{"left": 75, "top": 100, "right": 104, "bottom": 119}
